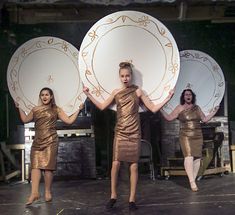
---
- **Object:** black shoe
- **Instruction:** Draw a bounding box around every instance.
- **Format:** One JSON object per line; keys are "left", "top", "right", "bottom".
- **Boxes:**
{"left": 106, "top": 198, "right": 117, "bottom": 209}
{"left": 129, "top": 202, "right": 138, "bottom": 210}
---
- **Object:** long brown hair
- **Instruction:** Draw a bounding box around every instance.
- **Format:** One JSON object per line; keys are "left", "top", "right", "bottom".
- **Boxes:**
{"left": 180, "top": 89, "right": 196, "bottom": 105}
{"left": 38, "top": 87, "right": 56, "bottom": 107}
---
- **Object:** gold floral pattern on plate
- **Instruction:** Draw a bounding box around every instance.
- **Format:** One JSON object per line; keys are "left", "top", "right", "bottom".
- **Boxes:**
{"left": 163, "top": 50, "right": 225, "bottom": 115}
{"left": 7, "top": 36, "right": 85, "bottom": 115}
{"left": 79, "top": 11, "right": 180, "bottom": 111}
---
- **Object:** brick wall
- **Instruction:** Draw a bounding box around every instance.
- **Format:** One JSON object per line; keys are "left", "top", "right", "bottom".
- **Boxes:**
{"left": 25, "top": 137, "right": 96, "bottom": 179}
{"left": 160, "top": 119, "right": 180, "bottom": 166}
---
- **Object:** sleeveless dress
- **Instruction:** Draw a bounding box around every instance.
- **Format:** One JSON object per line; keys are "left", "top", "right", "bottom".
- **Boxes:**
{"left": 178, "top": 105, "right": 203, "bottom": 158}
{"left": 30, "top": 106, "right": 58, "bottom": 170}
{"left": 113, "top": 85, "right": 141, "bottom": 163}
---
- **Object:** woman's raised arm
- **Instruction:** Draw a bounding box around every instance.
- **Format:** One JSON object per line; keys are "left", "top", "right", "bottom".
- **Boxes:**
{"left": 57, "top": 103, "right": 84, "bottom": 124}
{"left": 138, "top": 88, "right": 174, "bottom": 113}
{"left": 83, "top": 87, "right": 116, "bottom": 110}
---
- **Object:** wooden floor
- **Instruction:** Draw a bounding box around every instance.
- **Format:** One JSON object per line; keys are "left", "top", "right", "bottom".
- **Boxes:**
{"left": 1, "top": 172, "right": 235, "bottom": 215}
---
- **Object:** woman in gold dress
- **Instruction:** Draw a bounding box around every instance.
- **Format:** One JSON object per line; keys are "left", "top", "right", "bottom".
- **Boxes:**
{"left": 160, "top": 89, "right": 219, "bottom": 191}
{"left": 83, "top": 62, "right": 174, "bottom": 210}
{"left": 16, "top": 87, "right": 83, "bottom": 205}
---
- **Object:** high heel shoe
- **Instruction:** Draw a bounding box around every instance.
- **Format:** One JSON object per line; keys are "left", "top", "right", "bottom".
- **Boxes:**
{"left": 129, "top": 201, "right": 138, "bottom": 211}
{"left": 25, "top": 193, "right": 40, "bottom": 205}
{"left": 106, "top": 198, "right": 117, "bottom": 209}
{"left": 45, "top": 191, "right": 52, "bottom": 202}
{"left": 190, "top": 181, "right": 198, "bottom": 192}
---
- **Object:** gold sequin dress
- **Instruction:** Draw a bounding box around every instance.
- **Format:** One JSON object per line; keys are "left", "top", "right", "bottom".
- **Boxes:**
{"left": 30, "top": 106, "right": 58, "bottom": 170}
{"left": 113, "top": 85, "right": 141, "bottom": 163}
{"left": 178, "top": 105, "right": 203, "bottom": 158}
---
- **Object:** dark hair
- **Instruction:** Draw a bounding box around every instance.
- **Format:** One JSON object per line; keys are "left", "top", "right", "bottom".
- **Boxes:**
{"left": 119, "top": 62, "right": 133, "bottom": 74}
{"left": 180, "top": 89, "right": 196, "bottom": 105}
{"left": 39, "top": 87, "right": 56, "bottom": 107}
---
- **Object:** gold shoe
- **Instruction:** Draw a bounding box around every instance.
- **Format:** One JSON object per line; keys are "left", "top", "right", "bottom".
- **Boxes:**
{"left": 190, "top": 181, "right": 198, "bottom": 192}
{"left": 45, "top": 191, "right": 52, "bottom": 202}
{"left": 25, "top": 193, "right": 40, "bottom": 205}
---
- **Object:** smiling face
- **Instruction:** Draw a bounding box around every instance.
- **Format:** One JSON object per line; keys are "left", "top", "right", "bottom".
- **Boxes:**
{"left": 119, "top": 68, "right": 132, "bottom": 87}
{"left": 40, "top": 89, "right": 53, "bottom": 106}
{"left": 184, "top": 90, "right": 193, "bottom": 104}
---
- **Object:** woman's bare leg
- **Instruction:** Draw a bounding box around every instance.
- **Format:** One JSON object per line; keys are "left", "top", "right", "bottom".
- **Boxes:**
{"left": 106, "top": 161, "right": 120, "bottom": 209}
{"left": 193, "top": 158, "right": 201, "bottom": 180}
{"left": 30, "top": 168, "right": 41, "bottom": 195}
{"left": 26, "top": 168, "right": 41, "bottom": 204}
{"left": 44, "top": 170, "right": 53, "bottom": 201}
{"left": 184, "top": 156, "right": 198, "bottom": 191}
{"left": 129, "top": 162, "right": 138, "bottom": 202}
{"left": 110, "top": 161, "right": 120, "bottom": 199}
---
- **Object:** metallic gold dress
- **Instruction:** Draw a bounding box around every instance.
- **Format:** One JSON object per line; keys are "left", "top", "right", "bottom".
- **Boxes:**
{"left": 113, "top": 85, "right": 141, "bottom": 163}
{"left": 31, "top": 106, "right": 58, "bottom": 170}
{"left": 178, "top": 105, "right": 203, "bottom": 158}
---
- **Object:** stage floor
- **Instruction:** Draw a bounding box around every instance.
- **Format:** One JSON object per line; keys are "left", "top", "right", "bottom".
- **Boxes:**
{"left": 1, "top": 173, "right": 235, "bottom": 215}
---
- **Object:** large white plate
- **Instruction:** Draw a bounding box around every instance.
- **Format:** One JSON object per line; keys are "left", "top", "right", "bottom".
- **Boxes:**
{"left": 163, "top": 50, "right": 225, "bottom": 115}
{"left": 79, "top": 10, "right": 180, "bottom": 111}
{"left": 7, "top": 36, "right": 85, "bottom": 115}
